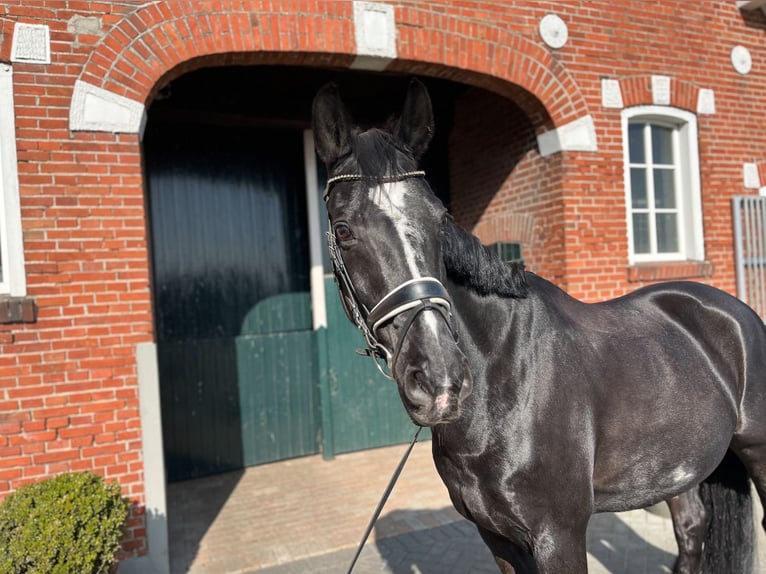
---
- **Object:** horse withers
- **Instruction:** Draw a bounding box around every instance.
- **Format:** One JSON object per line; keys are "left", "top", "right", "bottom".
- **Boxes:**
{"left": 312, "top": 79, "right": 766, "bottom": 574}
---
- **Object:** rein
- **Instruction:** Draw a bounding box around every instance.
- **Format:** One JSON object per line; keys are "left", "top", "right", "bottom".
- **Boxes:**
{"left": 345, "top": 425, "right": 422, "bottom": 574}
{"left": 324, "top": 170, "right": 457, "bottom": 379}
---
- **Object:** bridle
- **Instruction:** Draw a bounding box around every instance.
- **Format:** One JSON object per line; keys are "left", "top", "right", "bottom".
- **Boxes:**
{"left": 324, "top": 170, "right": 458, "bottom": 380}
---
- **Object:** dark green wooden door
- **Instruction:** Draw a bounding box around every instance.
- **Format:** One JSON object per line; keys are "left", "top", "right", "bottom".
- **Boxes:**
{"left": 145, "top": 121, "right": 320, "bottom": 481}
{"left": 323, "top": 277, "right": 426, "bottom": 454}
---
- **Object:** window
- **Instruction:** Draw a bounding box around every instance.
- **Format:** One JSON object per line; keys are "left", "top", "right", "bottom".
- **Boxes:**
{"left": 0, "top": 65, "right": 26, "bottom": 296}
{"left": 622, "top": 106, "right": 704, "bottom": 264}
{"left": 490, "top": 242, "right": 523, "bottom": 264}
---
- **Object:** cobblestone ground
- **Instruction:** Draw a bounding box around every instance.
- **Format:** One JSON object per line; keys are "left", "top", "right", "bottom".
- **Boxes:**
{"left": 252, "top": 510, "right": 678, "bottom": 574}
{"left": 167, "top": 442, "right": 766, "bottom": 574}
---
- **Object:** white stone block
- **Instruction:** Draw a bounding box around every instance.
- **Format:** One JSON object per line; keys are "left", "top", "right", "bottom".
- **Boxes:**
{"left": 601, "top": 79, "right": 623, "bottom": 109}
{"left": 652, "top": 75, "right": 671, "bottom": 106}
{"left": 11, "top": 23, "right": 50, "bottom": 64}
{"left": 69, "top": 80, "right": 145, "bottom": 134}
{"left": 696, "top": 89, "right": 715, "bottom": 115}
{"left": 351, "top": 1, "right": 396, "bottom": 70}
{"left": 744, "top": 163, "right": 761, "bottom": 189}
{"left": 537, "top": 115, "right": 598, "bottom": 157}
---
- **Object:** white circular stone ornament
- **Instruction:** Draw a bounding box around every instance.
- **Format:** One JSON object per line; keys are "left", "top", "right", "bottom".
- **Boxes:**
{"left": 539, "top": 14, "right": 568, "bottom": 49}
{"left": 731, "top": 45, "right": 752, "bottom": 75}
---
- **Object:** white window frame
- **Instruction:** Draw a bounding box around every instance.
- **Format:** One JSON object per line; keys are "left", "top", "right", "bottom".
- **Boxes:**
{"left": 622, "top": 105, "right": 704, "bottom": 264}
{"left": 0, "top": 64, "right": 26, "bottom": 296}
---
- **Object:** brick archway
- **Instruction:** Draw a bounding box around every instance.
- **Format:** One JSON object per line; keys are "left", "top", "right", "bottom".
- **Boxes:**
{"left": 69, "top": 0, "right": 589, "bottom": 132}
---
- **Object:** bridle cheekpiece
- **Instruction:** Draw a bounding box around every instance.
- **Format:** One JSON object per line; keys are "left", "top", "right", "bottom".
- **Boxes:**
{"left": 324, "top": 170, "right": 457, "bottom": 379}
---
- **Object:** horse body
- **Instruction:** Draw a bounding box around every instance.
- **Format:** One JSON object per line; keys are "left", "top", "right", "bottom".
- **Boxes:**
{"left": 431, "top": 274, "right": 761, "bottom": 570}
{"left": 312, "top": 79, "right": 766, "bottom": 573}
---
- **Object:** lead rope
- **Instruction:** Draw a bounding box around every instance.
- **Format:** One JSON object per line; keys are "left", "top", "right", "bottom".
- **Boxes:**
{"left": 346, "top": 425, "right": 423, "bottom": 574}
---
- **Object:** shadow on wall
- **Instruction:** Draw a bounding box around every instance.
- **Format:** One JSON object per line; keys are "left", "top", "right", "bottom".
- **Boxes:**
{"left": 448, "top": 86, "right": 543, "bottom": 232}
{"left": 374, "top": 509, "right": 677, "bottom": 574}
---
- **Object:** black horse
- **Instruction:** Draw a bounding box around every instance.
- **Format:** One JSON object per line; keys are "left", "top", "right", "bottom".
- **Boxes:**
{"left": 312, "top": 79, "right": 766, "bottom": 573}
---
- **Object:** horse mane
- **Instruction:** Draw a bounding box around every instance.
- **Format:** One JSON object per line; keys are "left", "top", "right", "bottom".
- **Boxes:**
{"left": 443, "top": 219, "right": 528, "bottom": 298}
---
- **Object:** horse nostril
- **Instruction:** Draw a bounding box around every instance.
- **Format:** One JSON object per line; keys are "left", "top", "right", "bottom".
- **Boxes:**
{"left": 414, "top": 369, "right": 431, "bottom": 393}
{"left": 404, "top": 367, "right": 433, "bottom": 405}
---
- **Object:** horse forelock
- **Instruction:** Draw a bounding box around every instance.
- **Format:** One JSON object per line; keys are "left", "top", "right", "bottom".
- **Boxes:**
{"left": 351, "top": 129, "right": 418, "bottom": 179}
{"left": 443, "top": 220, "right": 528, "bottom": 299}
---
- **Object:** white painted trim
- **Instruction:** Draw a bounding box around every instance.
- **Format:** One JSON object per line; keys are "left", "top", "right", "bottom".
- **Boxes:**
{"left": 621, "top": 105, "right": 704, "bottom": 264}
{"left": 537, "top": 115, "right": 598, "bottom": 157}
{"left": 122, "top": 343, "right": 169, "bottom": 574}
{"left": 69, "top": 80, "right": 145, "bottom": 133}
{"left": 304, "top": 130, "right": 327, "bottom": 330}
{"left": 0, "top": 65, "right": 27, "bottom": 297}
{"left": 351, "top": 1, "right": 396, "bottom": 70}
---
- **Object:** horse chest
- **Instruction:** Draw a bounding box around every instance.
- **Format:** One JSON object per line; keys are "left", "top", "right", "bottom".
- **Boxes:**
{"left": 431, "top": 440, "right": 534, "bottom": 533}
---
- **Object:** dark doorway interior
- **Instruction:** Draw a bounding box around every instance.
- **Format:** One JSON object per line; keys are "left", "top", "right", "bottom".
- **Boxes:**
{"left": 144, "top": 66, "right": 467, "bottom": 482}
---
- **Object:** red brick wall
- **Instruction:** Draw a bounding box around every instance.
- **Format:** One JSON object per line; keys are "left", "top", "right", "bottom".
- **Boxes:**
{"left": 0, "top": 0, "right": 764, "bottom": 561}
{"left": 448, "top": 87, "right": 568, "bottom": 288}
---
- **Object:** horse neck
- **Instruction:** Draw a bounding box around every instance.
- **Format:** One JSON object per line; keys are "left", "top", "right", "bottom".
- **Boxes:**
{"left": 436, "top": 280, "right": 530, "bottom": 436}
{"left": 436, "top": 275, "right": 573, "bottom": 445}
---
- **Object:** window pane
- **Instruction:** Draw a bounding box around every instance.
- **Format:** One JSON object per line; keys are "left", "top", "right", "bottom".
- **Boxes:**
{"left": 628, "top": 124, "right": 645, "bottom": 163}
{"left": 632, "top": 213, "right": 650, "bottom": 254}
{"left": 653, "top": 168, "right": 676, "bottom": 209}
{"left": 651, "top": 125, "right": 674, "bottom": 165}
{"left": 630, "top": 168, "right": 647, "bottom": 208}
{"left": 656, "top": 213, "right": 679, "bottom": 253}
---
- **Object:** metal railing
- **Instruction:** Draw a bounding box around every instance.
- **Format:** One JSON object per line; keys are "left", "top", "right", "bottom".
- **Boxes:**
{"left": 733, "top": 195, "right": 766, "bottom": 321}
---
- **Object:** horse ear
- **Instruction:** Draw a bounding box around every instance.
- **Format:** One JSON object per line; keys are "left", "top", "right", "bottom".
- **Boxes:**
{"left": 394, "top": 78, "right": 434, "bottom": 160}
{"left": 312, "top": 82, "right": 353, "bottom": 166}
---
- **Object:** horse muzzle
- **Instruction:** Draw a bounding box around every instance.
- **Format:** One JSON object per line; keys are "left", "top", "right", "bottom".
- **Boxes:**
{"left": 401, "top": 358, "right": 473, "bottom": 426}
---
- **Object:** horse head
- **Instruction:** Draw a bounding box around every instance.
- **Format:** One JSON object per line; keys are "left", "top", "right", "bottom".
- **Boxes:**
{"left": 312, "top": 79, "right": 473, "bottom": 427}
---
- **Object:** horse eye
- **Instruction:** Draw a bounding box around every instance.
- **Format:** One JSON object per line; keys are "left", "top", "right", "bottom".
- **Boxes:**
{"left": 334, "top": 223, "right": 354, "bottom": 242}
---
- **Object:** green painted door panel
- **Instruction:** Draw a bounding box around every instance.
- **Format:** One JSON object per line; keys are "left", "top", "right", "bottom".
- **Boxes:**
{"left": 159, "top": 326, "right": 319, "bottom": 482}
{"left": 323, "top": 277, "right": 427, "bottom": 454}
{"left": 238, "top": 330, "right": 320, "bottom": 466}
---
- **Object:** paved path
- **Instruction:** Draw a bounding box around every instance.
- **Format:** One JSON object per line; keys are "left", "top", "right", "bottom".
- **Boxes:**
{"left": 252, "top": 509, "right": 680, "bottom": 574}
{"left": 167, "top": 441, "right": 765, "bottom": 574}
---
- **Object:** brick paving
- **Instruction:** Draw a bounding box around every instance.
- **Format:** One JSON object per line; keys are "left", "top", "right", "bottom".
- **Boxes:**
{"left": 167, "top": 441, "right": 766, "bottom": 574}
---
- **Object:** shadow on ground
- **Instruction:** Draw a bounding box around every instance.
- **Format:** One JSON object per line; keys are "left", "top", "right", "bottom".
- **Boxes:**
{"left": 375, "top": 509, "right": 676, "bottom": 574}
{"left": 168, "top": 470, "right": 245, "bottom": 574}
{"left": 251, "top": 508, "right": 677, "bottom": 574}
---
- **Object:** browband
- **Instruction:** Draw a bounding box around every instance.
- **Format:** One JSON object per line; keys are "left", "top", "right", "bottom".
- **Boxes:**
{"left": 323, "top": 170, "right": 426, "bottom": 201}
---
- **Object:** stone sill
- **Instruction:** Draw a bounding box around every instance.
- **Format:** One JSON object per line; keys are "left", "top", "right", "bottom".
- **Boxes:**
{"left": 0, "top": 295, "right": 37, "bottom": 324}
{"left": 626, "top": 260, "right": 714, "bottom": 283}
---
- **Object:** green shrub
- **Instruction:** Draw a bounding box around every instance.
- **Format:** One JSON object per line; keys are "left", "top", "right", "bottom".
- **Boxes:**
{"left": 0, "top": 472, "right": 130, "bottom": 574}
